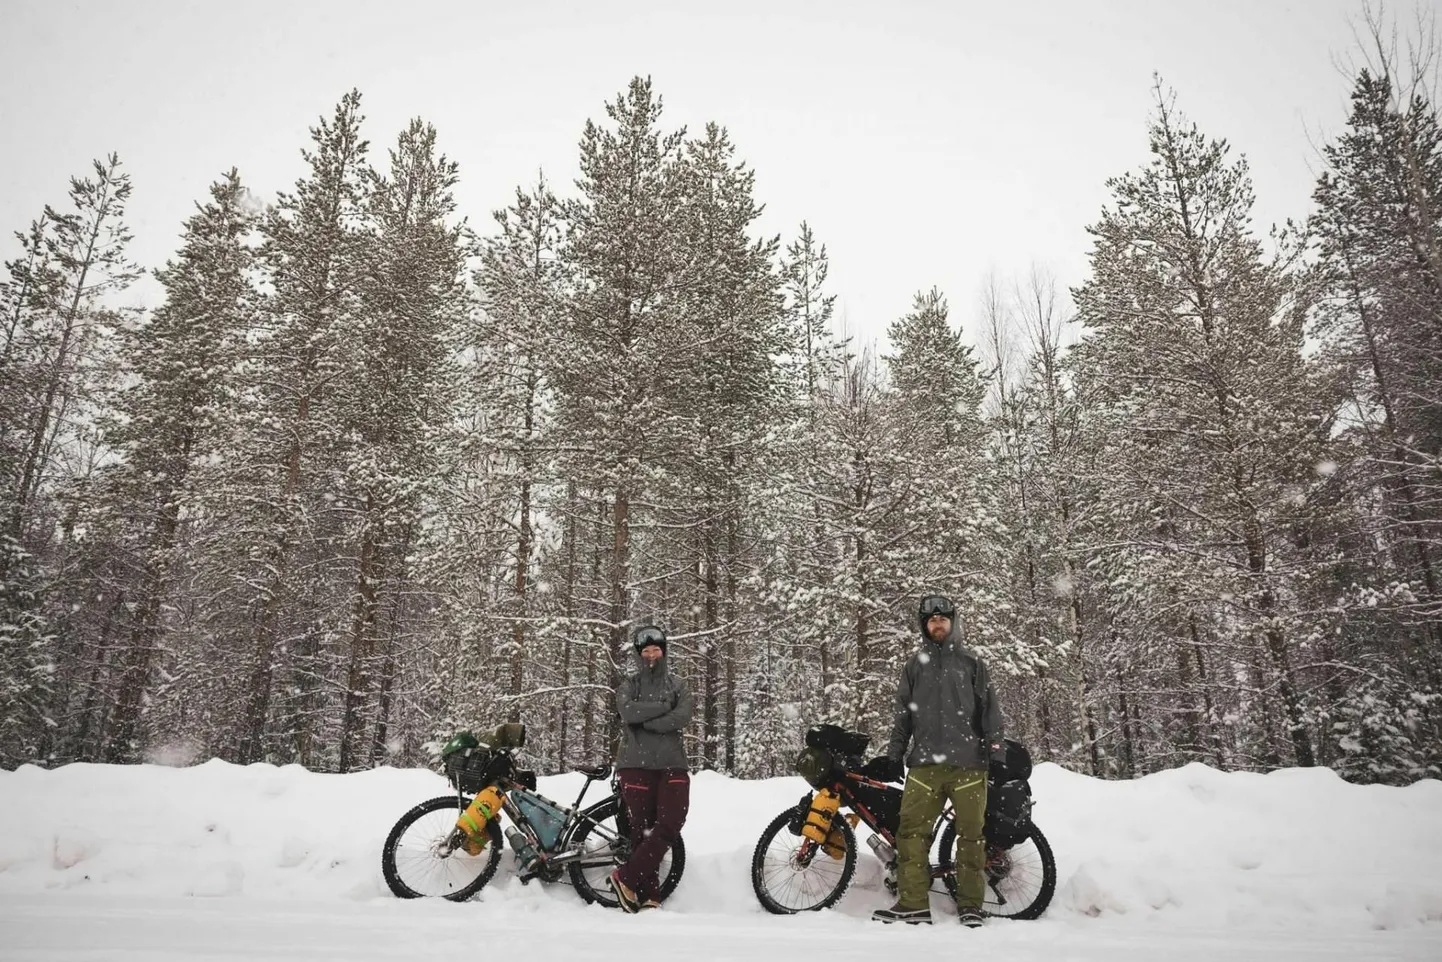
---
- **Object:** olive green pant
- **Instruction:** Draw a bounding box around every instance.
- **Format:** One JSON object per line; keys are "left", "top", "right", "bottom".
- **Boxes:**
{"left": 895, "top": 764, "right": 987, "bottom": 911}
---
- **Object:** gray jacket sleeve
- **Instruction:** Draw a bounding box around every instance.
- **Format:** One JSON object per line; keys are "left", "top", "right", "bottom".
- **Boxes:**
{"left": 642, "top": 678, "right": 694, "bottom": 733}
{"left": 975, "top": 658, "right": 1004, "bottom": 746}
{"left": 884, "top": 657, "right": 915, "bottom": 761}
{"left": 616, "top": 680, "right": 671, "bottom": 725}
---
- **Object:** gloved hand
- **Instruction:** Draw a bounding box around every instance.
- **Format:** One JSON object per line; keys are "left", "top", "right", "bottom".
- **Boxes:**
{"left": 860, "top": 755, "right": 903, "bottom": 782}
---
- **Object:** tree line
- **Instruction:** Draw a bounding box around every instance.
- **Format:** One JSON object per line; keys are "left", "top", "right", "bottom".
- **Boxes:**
{"left": 1, "top": 29, "right": 1438, "bottom": 786}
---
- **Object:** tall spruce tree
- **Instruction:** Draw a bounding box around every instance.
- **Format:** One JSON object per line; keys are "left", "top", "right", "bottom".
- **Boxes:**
{"left": 332, "top": 118, "right": 470, "bottom": 771}
{"left": 238, "top": 90, "right": 372, "bottom": 764}
{"left": 101, "top": 170, "right": 257, "bottom": 762}
{"left": 471, "top": 176, "right": 567, "bottom": 736}
{"left": 665, "top": 122, "right": 784, "bottom": 769}
{"left": 0, "top": 156, "right": 138, "bottom": 767}
{"left": 552, "top": 76, "right": 691, "bottom": 738}
{"left": 1071, "top": 84, "right": 1330, "bottom": 770}
{"left": 1311, "top": 65, "right": 1442, "bottom": 781}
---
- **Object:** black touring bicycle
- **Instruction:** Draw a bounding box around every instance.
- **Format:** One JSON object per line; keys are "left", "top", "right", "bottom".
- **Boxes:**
{"left": 750, "top": 724, "right": 1057, "bottom": 919}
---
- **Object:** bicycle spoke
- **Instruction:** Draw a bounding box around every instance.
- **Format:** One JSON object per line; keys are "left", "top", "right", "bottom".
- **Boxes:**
{"left": 392, "top": 807, "right": 491, "bottom": 897}
{"left": 758, "top": 835, "right": 845, "bottom": 912}
{"left": 984, "top": 839, "right": 1045, "bottom": 916}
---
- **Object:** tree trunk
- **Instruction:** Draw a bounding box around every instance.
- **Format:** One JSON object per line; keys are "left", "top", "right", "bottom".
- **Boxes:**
{"left": 606, "top": 486, "right": 630, "bottom": 748}
{"left": 243, "top": 534, "right": 290, "bottom": 764}
{"left": 1068, "top": 591, "right": 1100, "bottom": 775}
{"left": 105, "top": 461, "right": 187, "bottom": 763}
{"left": 1114, "top": 662, "right": 1138, "bottom": 778}
{"left": 509, "top": 473, "right": 532, "bottom": 723}
{"left": 1243, "top": 520, "right": 1315, "bottom": 767}
{"left": 339, "top": 494, "right": 383, "bottom": 772}
{"left": 723, "top": 501, "right": 739, "bottom": 774}
{"left": 584, "top": 494, "right": 605, "bottom": 761}
{"left": 558, "top": 481, "right": 579, "bottom": 768}
{"left": 702, "top": 521, "right": 719, "bottom": 770}
{"left": 1186, "top": 614, "right": 1227, "bottom": 770}
{"left": 73, "top": 591, "right": 126, "bottom": 761}
{"left": 1172, "top": 617, "right": 1205, "bottom": 760}
{"left": 368, "top": 602, "right": 402, "bottom": 768}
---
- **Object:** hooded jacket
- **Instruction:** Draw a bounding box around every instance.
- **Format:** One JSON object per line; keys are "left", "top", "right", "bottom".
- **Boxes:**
{"left": 614, "top": 651, "right": 694, "bottom": 771}
{"left": 884, "top": 618, "right": 1003, "bottom": 771}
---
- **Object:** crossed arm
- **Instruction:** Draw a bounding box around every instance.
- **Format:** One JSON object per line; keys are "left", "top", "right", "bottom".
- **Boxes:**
{"left": 641, "top": 680, "right": 694, "bottom": 733}
{"left": 616, "top": 681, "right": 672, "bottom": 725}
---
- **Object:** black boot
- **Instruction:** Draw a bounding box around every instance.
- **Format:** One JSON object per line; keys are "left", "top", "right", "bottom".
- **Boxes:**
{"left": 872, "top": 903, "right": 932, "bottom": 925}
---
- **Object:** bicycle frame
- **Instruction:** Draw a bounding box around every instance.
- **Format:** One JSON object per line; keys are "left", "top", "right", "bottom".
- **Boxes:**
{"left": 484, "top": 767, "right": 627, "bottom": 874}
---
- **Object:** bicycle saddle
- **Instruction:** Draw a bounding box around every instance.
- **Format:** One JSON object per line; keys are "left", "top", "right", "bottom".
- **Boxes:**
{"left": 578, "top": 764, "right": 612, "bottom": 780}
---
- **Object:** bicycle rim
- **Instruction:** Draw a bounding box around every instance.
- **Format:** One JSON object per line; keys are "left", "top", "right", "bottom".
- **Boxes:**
{"left": 569, "top": 799, "right": 675, "bottom": 906}
{"left": 387, "top": 798, "right": 501, "bottom": 899}
{"left": 751, "top": 807, "right": 855, "bottom": 913}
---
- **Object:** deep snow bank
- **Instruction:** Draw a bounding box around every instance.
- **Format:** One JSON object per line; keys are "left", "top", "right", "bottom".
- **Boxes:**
{"left": 2, "top": 757, "right": 1439, "bottom": 931}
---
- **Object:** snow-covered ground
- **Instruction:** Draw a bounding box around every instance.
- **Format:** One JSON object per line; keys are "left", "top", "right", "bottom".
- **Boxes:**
{"left": 2, "top": 757, "right": 1440, "bottom": 960}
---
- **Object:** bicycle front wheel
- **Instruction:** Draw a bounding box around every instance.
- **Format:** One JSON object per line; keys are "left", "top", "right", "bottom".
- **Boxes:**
{"left": 381, "top": 795, "right": 503, "bottom": 900}
{"left": 567, "top": 796, "right": 685, "bottom": 907}
{"left": 750, "top": 805, "right": 857, "bottom": 914}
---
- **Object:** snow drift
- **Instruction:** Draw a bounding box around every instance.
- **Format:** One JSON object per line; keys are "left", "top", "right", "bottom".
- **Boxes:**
{"left": 2, "top": 757, "right": 1440, "bottom": 959}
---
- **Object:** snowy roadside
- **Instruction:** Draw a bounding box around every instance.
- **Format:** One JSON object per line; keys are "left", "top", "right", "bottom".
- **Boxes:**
{"left": 2, "top": 759, "right": 1440, "bottom": 959}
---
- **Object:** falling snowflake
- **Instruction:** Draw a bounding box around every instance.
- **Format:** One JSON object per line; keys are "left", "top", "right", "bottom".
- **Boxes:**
{"left": 932, "top": 753, "right": 948, "bottom": 763}
{"left": 236, "top": 187, "right": 269, "bottom": 216}
{"left": 908, "top": 702, "right": 919, "bottom": 712}
{"left": 918, "top": 652, "right": 931, "bottom": 664}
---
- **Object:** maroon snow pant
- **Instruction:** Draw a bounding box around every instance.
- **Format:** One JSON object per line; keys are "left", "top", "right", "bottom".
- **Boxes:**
{"left": 614, "top": 767, "right": 690, "bottom": 902}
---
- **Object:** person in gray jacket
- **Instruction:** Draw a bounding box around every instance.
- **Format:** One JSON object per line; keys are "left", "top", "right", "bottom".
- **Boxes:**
{"left": 608, "top": 624, "right": 694, "bottom": 913}
{"left": 864, "top": 593, "right": 1004, "bottom": 928}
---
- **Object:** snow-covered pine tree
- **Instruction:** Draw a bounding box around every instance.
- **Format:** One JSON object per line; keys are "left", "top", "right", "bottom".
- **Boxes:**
{"left": 0, "top": 156, "right": 138, "bottom": 768}
{"left": 812, "top": 344, "right": 905, "bottom": 739}
{"left": 470, "top": 176, "right": 571, "bottom": 751}
{"left": 332, "top": 118, "right": 470, "bottom": 771}
{"left": 1310, "top": 62, "right": 1442, "bottom": 781}
{"left": 552, "top": 77, "right": 691, "bottom": 749}
{"left": 1070, "top": 82, "right": 1331, "bottom": 771}
{"left": 0, "top": 216, "right": 64, "bottom": 768}
{"left": 236, "top": 90, "right": 372, "bottom": 765}
{"left": 99, "top": 169, "right": 257, "bottom": 763}
{"left": 734, "top": 222, "right": 852, "bottom": 774}
{"left": 664, "top": 122, "right": 784, "bottom": 770}
{"left": 981, "top": 270, "right": 1099, "bottom": 770}
{"left": 879, "top": 288, "right": 1005, "bottom": 736}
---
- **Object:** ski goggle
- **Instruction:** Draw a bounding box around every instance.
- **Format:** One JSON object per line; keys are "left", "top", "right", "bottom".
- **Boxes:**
{"left": 634, "top": 626, "right": 666, "bottom": 650}
{"left": 919, "top": 595, "right": 956, "bottom": 619}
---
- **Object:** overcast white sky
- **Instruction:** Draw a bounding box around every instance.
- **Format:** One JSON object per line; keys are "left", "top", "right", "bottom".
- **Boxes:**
{"left": 0, "top": 0, "right": 1425, "bottom": 351}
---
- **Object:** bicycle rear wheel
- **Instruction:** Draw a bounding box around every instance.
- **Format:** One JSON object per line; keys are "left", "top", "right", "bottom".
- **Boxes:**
{"left": 566, "top": 796, "right": 685, "bottom": 907}
{"left": 937, "top": 820, "right": 1056, "bottom": 919}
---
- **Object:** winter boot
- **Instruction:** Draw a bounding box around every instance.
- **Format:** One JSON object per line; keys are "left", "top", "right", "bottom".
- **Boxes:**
{"left": 872, "top": 903, "right": 932, "bottom": 925}
{"left": 957, "top": 907, "right": 986, "bottom": 928}
{"left": 608, "top": 870, "right": 641, "bottom": 913}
